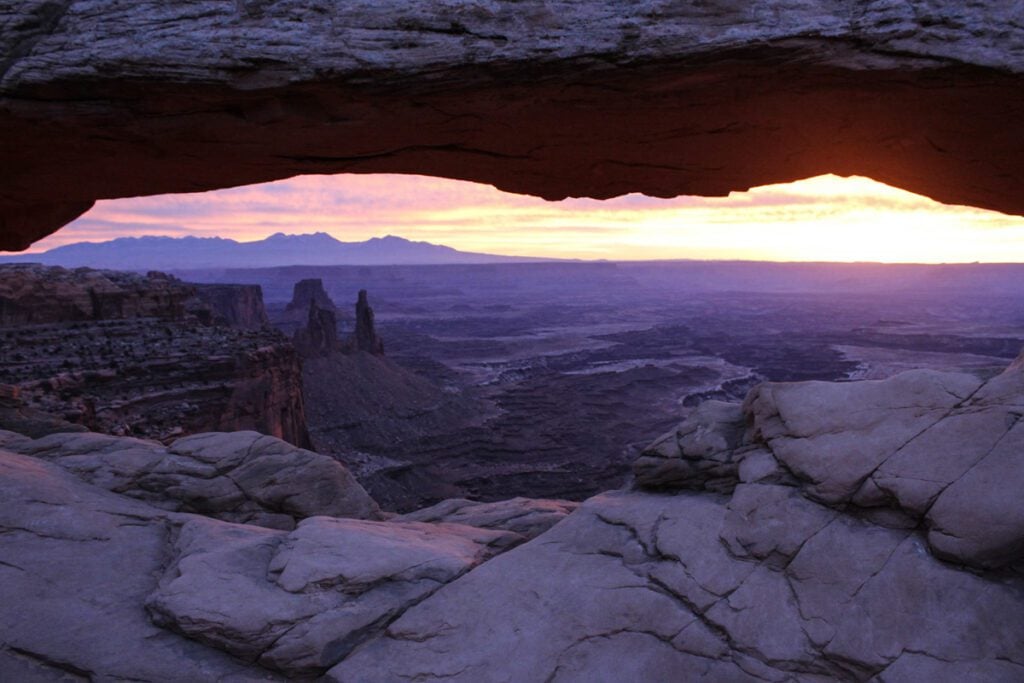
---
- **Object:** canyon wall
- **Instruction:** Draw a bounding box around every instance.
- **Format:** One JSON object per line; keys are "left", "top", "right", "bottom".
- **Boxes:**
{"left": 191, "top": 283, "right": 270, "bottom": 330}
{"left": 0, "top": 265, "right": 194, "bottom": 324}
{"left": 0, "top": 265, "right": 310, "bottom": 446}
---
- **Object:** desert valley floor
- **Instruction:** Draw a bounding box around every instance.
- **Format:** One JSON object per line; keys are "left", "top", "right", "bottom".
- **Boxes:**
{"left": 178, "top": 261, "right": 1024, "bottom": 510}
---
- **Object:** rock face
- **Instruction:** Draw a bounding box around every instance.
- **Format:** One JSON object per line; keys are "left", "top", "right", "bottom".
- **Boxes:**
{"left": 2, "top": 1, "right": 1024, "bottom": 249}
{"left": 352, "top": 289, "right": 384, "bottom": 355}
{"left": 284, "top": 278, "right": 337, "bottom": 316}
{"left": 330, "top": 488, "right": 1024, "bottom": 682}
{"left": 634, "top": 400, "right": 748, "bottom": 493}
{"left": 190, "top": 283, "right": 269, "bottom": 330}
{"left": 0, "top": 443, "right": 511, "bottom": 680}
{"left": 0, "top": 429, "right": 381, "bottom": 529}
{"left": 147, "top": 515, "right": 516, "bottom": 677}
{"left": 0, "top": 384, "right": 88, "bottom": 439}
{"left": 292, "top": 287, "right": 384, "bottom": 357}
{"left": 636, "top": 361, "right": 1024, "bottom": 571}
{"left": 293, "top": 300, "right": 341, "bottom": 358}
{"left": 0, "top": 265, "right": 311, "bottom": 446}
{"left": 0, "top": 317, "right": 311, "bottom": 446}
{"left": 398, "top": 497, "right": 579, "bottom": 543}
{"left": 0, "top": 264, "right": 194, "bottom": 324}
{"left": 0, "top": 449, "right": 281, "bottom": 682}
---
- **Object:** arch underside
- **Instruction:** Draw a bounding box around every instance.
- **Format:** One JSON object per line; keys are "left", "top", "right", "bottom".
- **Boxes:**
{"left": 2, "top": 47, "right": 1023, "bottom": 250}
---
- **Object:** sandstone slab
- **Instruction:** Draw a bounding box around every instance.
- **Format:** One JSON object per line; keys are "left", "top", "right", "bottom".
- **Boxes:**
{"left": 4, "top": 429, "right": 381, "bottom": 528}
{"left": 147, "top": 515, "right": 518, "bottom": 676}
{"left": 329, "top": 490, "right": 1024, "bottom": 682}
{"left": 638, "top": 357, "right": 1024, "bottom": 570}
{"left": 744, "top": 369, "right": 982, "bottom": 503}
{"left": 0, "top": 449, "right": 282, "bottom": 682}
{"left": 397, "top": 496, "right": 578, "bottom": 541}
{"left": 633, "top": 399, "right": 747, "bottom": 492}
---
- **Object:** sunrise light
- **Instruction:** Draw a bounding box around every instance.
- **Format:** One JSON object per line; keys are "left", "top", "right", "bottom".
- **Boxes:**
{"left": 19, "top": 173, "right": 1024, "bottom": 263}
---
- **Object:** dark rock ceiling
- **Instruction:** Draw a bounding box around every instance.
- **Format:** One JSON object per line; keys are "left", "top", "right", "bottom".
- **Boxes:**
{"left": 1, "top": 2, "right": 1022, "bottom": 250}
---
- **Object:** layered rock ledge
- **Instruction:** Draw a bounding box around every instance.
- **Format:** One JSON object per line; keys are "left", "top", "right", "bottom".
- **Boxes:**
{"left": 3, "top": 1, "right": 1024, "bottom": 248}
{"left": 0, "top": 264, "right": 310, "bottom": 446}
{"left": 636, "top": 357, "right": 1024, "bottom": 570}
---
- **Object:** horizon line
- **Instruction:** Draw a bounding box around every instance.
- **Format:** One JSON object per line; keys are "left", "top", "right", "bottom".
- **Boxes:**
{"left": 3, "top": 230, "right": 1023, "bottom": 267}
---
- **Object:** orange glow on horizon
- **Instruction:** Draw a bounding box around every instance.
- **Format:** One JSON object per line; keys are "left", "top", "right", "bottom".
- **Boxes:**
{"left": 16, "top": 173, "right": 1024, "bottom": 263}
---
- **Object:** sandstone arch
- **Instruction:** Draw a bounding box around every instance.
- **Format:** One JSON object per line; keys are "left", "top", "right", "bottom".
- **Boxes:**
{"left": 2, "top": 1, "right": 1023, "bottom": 250}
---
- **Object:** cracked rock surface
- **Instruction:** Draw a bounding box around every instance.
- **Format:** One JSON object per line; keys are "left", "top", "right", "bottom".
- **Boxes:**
{"left": 639, "top": 360, "right": 1024, "bottom": 570}
{"left": 0, "top": 450, "right": 282, "bottom": 682}
{"left": 3, "top": 355, "right": 1024, "bottom": 680}
{"left": 329, "top": 489, "right": 1024, "bottom": 682}
{"left": 147, "top": 515, "right": 517, "bottom": 677}
{"left": 0, "top": 443, "right": 514, "bottom": 680}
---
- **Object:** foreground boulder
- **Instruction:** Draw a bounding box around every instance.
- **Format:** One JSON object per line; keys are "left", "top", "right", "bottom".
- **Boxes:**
{"left": 0, "top": 450, "right": 281, "bottom": 682}
{"left": 633, "top": 400, "right": 749, "bottom": 492}
{"left": 637, "top": 362, "right": 1024, "bottom": 570}
{"left": 148, "top": 515, "right": 517, "bottom": 677}
{"left": 0, "top": 429, "right": 381, "bottom": 528}
{"left": 4, "top": 433, "right": 1021, "bottom": 682}
{"left": 0, "top": 445, "right": 516, "bottom": 680}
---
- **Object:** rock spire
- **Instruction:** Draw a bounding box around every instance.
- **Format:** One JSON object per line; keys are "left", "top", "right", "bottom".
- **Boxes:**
{"left": 353, "top": 289, "right": 384, "bottom": 355}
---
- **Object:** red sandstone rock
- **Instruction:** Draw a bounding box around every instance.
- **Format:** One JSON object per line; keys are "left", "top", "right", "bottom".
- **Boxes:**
{"left": 190, "top": 283, "right": 270, "bottom": 330}
{"left": 0, "top": 264, "right": 194, "bottom": 324}
{"left": 1, "top": 2, "right": 1023, "bottom": 249}
{"left": 0, "top": 265, "right": 310, "bottom": 447}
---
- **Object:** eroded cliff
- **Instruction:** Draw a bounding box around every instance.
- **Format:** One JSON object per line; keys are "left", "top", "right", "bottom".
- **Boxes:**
{"left": 0, "top": 265, "right": 310, "bottom": 446}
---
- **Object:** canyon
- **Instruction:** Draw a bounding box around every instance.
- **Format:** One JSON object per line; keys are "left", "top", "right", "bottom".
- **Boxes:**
{"left": 185, "top": 260, "right": 1024, "bottom": 513}
{"left": 1, "top": 260, "right": 1023, "bottom": 680}
{"left": 4, "top": 260, "right": 1018, "bottom": 680}
{"left": 3, "top": 1, "right": 1024, "bottom": 680}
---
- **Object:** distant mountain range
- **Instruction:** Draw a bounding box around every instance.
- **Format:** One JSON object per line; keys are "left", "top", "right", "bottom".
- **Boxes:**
{"left": 0, "top": 233, "right": 557, "bottom": 270}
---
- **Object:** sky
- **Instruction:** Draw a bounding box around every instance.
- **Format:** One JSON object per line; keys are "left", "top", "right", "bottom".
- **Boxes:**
{"left": 19, "top": 173, "right": 1024, "bottom": 263}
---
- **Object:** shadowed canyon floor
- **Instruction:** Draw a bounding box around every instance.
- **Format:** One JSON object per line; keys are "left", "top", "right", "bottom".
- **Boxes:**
{"left": 182, "top": 261, "right": 1024, "bottom": 511}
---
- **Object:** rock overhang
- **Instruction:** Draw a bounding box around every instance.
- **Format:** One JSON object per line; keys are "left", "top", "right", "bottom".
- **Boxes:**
{"left": 2, "top": 0, "right": 1024, "bottom": 250}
